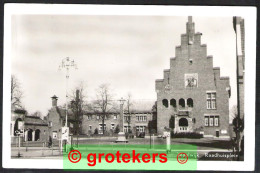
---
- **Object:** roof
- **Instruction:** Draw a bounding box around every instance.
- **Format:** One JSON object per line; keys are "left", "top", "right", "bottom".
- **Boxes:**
{"left": 24, "top": 116, "right": 48, "bottom": 126}
{"left": 82, "top": 100, "right": 155, "bottom": 115}
{"left": 55, "top": 107, "right": 75, "bottom": 120}
{"left": 51, "top": 95, "right": 58, "bottom": 99}
{"left": 11, "top": 105, "right": 26, "bottom": 114}
{"left": 14, "top": 109, "right": 26, "bottom": 114}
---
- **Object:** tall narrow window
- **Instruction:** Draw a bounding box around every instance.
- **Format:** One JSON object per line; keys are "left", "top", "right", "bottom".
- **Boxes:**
{"left": 214, "top": 116, "right": 219, "bottom": 126}
{"left": 204, "top": 116, "right": 209, "bottom": 126}
{"left": 179, "top": 98, "right": 185, "bottom": 108}
{"left": 207, "top": 92, "right": 217, "bottom": 109}
{"left": 162, "top": 99, "right": 169, "bottom": 108}
{"left": 187, "top": 98, "right": 193, "bottom": 107}
{"left": 211, "top": 93, "right": 216, "bottom": 109}
{"left": 170, "top": 99, "right": 176, "bottom": 108}
{"left": 209, "top": 117, "right": 214, "bottom": 126}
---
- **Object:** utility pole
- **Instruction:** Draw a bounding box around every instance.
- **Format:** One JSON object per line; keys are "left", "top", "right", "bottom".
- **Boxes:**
{"left": 76, "top": 89, "right": 80, "bottom": 147}
{"left": 233, "top": 17, "right": 245, "bottom": 161}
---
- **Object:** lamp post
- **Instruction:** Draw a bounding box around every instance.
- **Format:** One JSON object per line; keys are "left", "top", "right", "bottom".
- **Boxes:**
{"left": 59, "top": 57, "right": 77, "bottom": 127}
{"left": 59, "top": 57, "right": 77, "bottom": 152}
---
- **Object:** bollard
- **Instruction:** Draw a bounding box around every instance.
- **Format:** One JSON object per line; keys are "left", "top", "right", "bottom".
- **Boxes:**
{"left": 152, "top": 134, "right": 155, "bottom": 149}
{"left": 26, "top": 141, "right": 28, "bottom": 152}
{"left": 166, "top": 132, "right": 171, "bottom": 153}
{"left": 52, "top": 144, "right": 54, "bottom": 155}
{"left": 18, "top": 135, "right": 21, "bottom": 157}
{"left": 42, "top": 143, "right": 44, "bottom": 156}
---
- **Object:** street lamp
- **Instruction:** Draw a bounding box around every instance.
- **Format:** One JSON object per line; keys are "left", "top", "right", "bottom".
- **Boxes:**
{"left": 59, "top": 57, "right": 77, "bottom": 127}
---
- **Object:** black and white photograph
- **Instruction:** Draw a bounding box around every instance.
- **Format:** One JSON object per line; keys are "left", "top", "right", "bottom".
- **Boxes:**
{"left": 3, "top": 4, "right": 256, "bottom": 171}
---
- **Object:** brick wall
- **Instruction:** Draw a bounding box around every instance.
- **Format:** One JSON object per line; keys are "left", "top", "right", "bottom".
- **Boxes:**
{"left": 81, "top": 112, "right": 153, "bottom": 135}
{"left": 155, "top": 17, "right": 230, "bottom": 138}
{"left": 47, "top": 107, "right": 63, "bottom": 140}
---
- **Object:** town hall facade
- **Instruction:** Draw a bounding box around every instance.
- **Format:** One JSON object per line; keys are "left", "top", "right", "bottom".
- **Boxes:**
{"left": 155, "top": 17, "right": 231, "bottom": 138}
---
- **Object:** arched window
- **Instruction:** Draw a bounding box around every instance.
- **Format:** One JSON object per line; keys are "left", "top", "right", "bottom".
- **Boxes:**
{"left": 27, "top": 129, "right": 33, "bottom": 141}
{"left": 35, "top": 129, "right": 41, "bottom": 141}
{"left": 14, "top": 118, "right": 22, "bottom": 136}
{"left": 179, "top": 118, "right": 188, "bottom": 127}
{"left": 179, "top": 98, "right": 185, "bottom": 108}
{"left": 187, "top": 98, "right": 193, "bottom": 107}
{"left": 162, "top": 99, "right": 168, "bottom": 108}
{"left": 170, "top": 99, "right": 176, "bottom": 108}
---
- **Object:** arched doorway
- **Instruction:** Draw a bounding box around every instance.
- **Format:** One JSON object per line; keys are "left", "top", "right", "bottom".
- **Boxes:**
{"left": 14, "top": 118, "right": 22, "bottom": 136}
{"left": 35, "top": 129, "right": 41, "bottom": 141}
{"left": 27, "top": 129, "right": 33, "bottom": 141}
{"left": 179, "top": 118, "right": 188, "bottom": 131}
{"left": 35, "top": 129, "right": 40, "bottom": 141}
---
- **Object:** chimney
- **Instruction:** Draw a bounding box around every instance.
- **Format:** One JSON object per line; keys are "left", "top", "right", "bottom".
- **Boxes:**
{"left": 51, "top": 95, "right": 58, "bottom": 107}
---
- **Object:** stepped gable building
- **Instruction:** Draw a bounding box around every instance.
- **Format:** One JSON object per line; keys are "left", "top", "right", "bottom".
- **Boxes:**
{"left": 155, "top": 16, "right": 231, "bottom": 138}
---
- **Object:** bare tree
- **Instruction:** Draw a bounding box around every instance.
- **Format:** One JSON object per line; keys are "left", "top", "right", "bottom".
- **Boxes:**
{"left": 230, "top": 105, "right": 238, "bottom": 121}
{"left": 31, "top": 111, "right": 44, "bottom": 119}
{"left": 94, "top": 84, "right": 114, "bottom": 135}
{"left": 11, "top": 75, "right": 23, "bottom": 108}
{"left": 125, "top": 93, "right": 133, "bottom": 133}
{"left": 69, "top": 81, "right": 88, "bottom": 136}
{"left": 69, "top": 81, "right": 87, "bottom": 110}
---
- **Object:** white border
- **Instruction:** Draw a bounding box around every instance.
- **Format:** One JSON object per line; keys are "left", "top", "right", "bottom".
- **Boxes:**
{"left": 3, "top": 4, "right": 256, "bottom": 171}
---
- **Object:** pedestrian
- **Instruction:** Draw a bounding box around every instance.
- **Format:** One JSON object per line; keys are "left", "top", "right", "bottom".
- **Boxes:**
{"left": 48, "top": 136, "right": 52, "bottom": 148}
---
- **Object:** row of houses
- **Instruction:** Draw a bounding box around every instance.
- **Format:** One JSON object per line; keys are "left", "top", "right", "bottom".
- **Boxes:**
{"left": 11, "top": 96, "right": 156, "bottom": 143}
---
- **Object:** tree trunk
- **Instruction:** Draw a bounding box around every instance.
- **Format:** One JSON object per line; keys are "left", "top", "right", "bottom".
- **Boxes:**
{"left": 102, "top": 116, "right": 105, "bottom": 136}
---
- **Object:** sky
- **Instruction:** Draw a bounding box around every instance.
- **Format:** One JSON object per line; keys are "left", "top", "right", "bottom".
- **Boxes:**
{"left": 11, "top": 15, "right": 237, "bottom": 116}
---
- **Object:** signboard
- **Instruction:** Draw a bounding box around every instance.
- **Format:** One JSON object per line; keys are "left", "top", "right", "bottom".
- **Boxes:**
{"left": 18, "top": 121, "right": 24, "bottom": 130}
{"left": 62, "top": 127, "right": 69, "bottom": 141}
{"left": 53, "top": 131, "right": 57, "bottom": 139}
